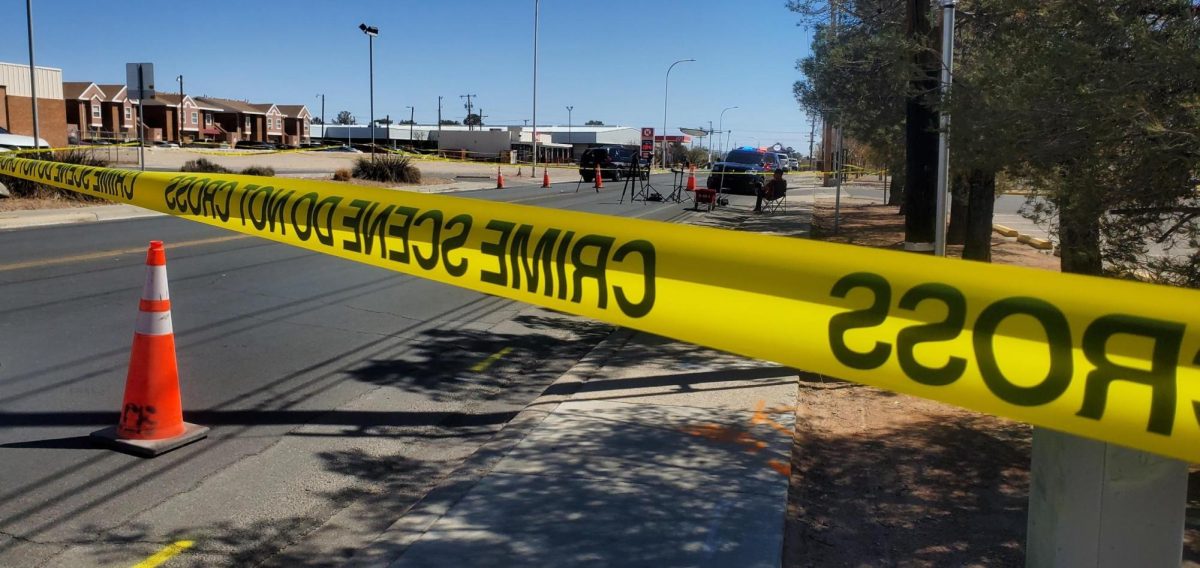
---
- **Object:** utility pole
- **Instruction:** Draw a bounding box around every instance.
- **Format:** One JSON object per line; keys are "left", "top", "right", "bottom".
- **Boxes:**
{"left": 437, "top": 95, "right": 442, "bottom": 145}
{"left": 808, "top": 113, "right": 816, "bottom": 166}
{"left": 460, "top": 94, "right": 475, "bottom": 130}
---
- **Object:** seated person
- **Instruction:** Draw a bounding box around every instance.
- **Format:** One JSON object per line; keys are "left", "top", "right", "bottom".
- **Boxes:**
{"left": 754, "top": 169, "right": 787, "bottom": 212}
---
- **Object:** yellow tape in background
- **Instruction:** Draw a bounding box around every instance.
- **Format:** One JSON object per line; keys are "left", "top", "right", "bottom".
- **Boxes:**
{"left": 1, "top": 154, "right": 1196, "bottom": 462}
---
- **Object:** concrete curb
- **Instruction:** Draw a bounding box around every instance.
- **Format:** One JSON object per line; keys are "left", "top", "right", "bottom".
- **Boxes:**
{"left": 994, "top": 223, "right": 1054, "bottom": 252}
{"left": 0, "top": 203, "right": 163, "bottom": 231}
{"left": 0, "top": 210, "right": 97, "bottom": 229}
{"left": 338, "top": 327, "right": 636, "bottom": 568}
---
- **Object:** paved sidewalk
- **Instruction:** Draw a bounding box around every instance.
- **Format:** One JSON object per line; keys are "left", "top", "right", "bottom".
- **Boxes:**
{"left": 350, "top": 331, "right": 797, "bottom": 567}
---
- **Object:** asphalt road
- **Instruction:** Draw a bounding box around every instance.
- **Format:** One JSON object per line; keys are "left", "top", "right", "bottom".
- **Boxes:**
{"left": 0, "top": 173, "right": 706, "bottom": 566}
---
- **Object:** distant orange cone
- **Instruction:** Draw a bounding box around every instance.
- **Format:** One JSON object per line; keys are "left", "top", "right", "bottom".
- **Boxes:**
{"left": 686, "top": 164, "right": 697, "bottom": 191}
{"left": 594, "top": 165, "right": 603, "bottom": 190}
{"left": 497, "top": 165, "right": 505, "bottom": 189}
{"left": 91, "top": 241, "right": 208, "bottom": 457}
{"left": 542, "top": 167, "right": 551, "bottom": 188}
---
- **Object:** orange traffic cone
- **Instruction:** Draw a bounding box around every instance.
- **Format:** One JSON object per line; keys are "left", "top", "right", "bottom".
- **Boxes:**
{"left": 91, "top": 241, "right": 208, "bottom": 457}
{"left": 594, "top": 165, "right": 603, "bottom": 190}
{"left": 542, "top": 167, "right": 551, "bottom": 188}
{"left": 496, "top": 165, "right": 505, "bottom": 189}
{"left": 686, "top": 164, "right": 697, "bottom": 191}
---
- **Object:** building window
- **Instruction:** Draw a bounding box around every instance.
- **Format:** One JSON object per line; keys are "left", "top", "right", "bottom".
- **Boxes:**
{"left": 205, "top": 113, "right": 212, "bottom": 126}
{"left": 124, "top": 106, "right": 131, "bottom": 121}
{"left": 276, "top": 117, "right": 282, "bottom": 129}
{"left": 245, "top": 117, "right": 252, "bottom": 132}
{"left": 191, "top": 111, "right": 198, "bottom": 125}
{"left": 91, "top": 104, "right": 101, "bottom": 119}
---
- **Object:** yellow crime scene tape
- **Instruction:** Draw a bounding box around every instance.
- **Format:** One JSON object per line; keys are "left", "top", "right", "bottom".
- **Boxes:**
{"left": 1, "top": 153, "right": 1196, "bottom": 462}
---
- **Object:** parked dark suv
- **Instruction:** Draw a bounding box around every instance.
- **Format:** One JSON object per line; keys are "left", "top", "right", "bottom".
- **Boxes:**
{"left": 579, "top": 146, "right": 644, "bottom": 182}
{"left": 706, "top": 147, "right": 784, "bottom": 193}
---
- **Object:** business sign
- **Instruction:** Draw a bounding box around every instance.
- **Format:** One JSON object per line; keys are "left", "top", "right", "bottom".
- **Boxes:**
{"left": 640, "top": 127, "right": 655, "bottom": 160}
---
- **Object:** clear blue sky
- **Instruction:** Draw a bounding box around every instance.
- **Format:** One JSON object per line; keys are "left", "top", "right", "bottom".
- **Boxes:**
{"left": 0, "top": 0, "right": 817, "bottom": 153}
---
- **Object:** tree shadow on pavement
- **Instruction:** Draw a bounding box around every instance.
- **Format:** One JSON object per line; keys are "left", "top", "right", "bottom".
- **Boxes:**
{"left": 344, "top": 312, "right": 612, "bottom": 406}
{"left": 77, "top": 453, "right": 446, "bottom": 567}
{"left": 350, "top": 390, "right": 796, "bottom": 567}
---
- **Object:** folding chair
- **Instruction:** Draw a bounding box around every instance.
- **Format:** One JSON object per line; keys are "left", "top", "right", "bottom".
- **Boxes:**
{"left": 761, "top": 188, "right": 787, "bottom": 214}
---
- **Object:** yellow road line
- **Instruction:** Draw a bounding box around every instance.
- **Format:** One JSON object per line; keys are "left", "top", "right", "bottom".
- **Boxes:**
{"left": 131, "top": 540, "right": 194, "bottom": 568}
{"left": 470, "top": 346, "right": 513, "bottom": 372}
{"left": 0, "top": 234, "right": 250, "bottom": 273}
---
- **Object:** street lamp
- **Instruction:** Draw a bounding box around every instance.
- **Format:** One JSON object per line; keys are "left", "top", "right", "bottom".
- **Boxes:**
{"left": 316, "top": 94, "right": 325, "bottom": 130}
{"left": 177, "top": 75, "right": 184, "bottom": 144}
{"left": 662, "top": 58, "right": 695, "bottom": 168}
{"left": 25, "top": 0, "right": 40, "bottom": 150}
{"left": 566, "top": 105, "right": 573, "bottom": 159}
{"left": 718, "top": 105, "right": 738, "bottom": 160}
{"left": 359, "top": 23, "right": 379, "bottom": 159}
{"left": 406, "top": 105, "right": 414, "bottom": 150}
{"left": 532, "top": 0, "right": 540, "bottom": 171}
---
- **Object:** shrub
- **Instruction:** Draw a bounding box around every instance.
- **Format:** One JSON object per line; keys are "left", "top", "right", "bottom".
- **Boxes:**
{"left": 180, "top": 158, "right": 231, "bottom": 174}
{"left": 332, "top": 168, "right": 352, "bottom": 182}
{"left": 352, "top": 154, "right": 421, "bottom": 184}
{"left": 239, "top": 165, "right": 275, "bottom": 177}
{"left": 0, "top": 149, "right": 110, "bottom": 200}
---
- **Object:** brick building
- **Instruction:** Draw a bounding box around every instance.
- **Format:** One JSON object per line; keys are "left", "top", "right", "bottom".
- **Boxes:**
{"left": 0, "top": 61, "right": 68, "bottom": 147}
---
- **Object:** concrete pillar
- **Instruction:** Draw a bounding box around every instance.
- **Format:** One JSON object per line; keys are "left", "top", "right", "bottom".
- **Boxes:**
{"left": 1027, "top": 428, "right": 1188, "bottom": 568}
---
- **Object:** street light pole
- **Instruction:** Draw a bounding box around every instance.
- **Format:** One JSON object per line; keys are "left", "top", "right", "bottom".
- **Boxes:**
{"left": 718, "top": 105, "right": 737, "bottom": 161}
{"left": 359, "top": 23, "right": 379, "bottom": 159}
{"left": 176, "top": 75, "right": 183, "bottom": 144}
{"left": 662, "top": 58, "right": 695, "bottom": 168}
{"left": 933, "top": 0, "right": 956, "bottom": 257}
{"left": 406, "top": 105, "right": 414, "bottom": 150}
{"left": 532, "top": 0, "right": 540, "bottom": 171}
{"left": 566, "top": 105, "right": 573, "bottom": 159}
{"left": 316, "top": 94, "right": 325, "bottom": 139}
{"left": 25, "top": 0, "right": 40, "bottom": 151}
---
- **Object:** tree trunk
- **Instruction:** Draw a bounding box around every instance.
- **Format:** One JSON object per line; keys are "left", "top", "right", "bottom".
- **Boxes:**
{"left": 963, "top": 169, "right": 996, "bottom": 262}
{"left": 1058, "top": 192, "right": 1104, "bottom": 276}
{"left": 903, "top": 0, "right": 940, "bottom": 248}
{"left": 947, "top": 173, "right": 969, "bottom": 245}
{"left": 889, "top": 151, "right": 906, "bottom": 209}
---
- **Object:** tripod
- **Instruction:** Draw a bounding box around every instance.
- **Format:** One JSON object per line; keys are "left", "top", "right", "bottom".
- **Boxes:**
{"left": 620, "top": 159, "right": 662, "bottom": 204}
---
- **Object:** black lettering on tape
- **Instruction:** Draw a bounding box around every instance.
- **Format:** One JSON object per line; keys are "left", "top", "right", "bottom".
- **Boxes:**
{"left": 1077, "top": 314, "right": 1184, "bottom": 436}
{"left": 510, "top": 225, "right": 559, "bottom": 296}
{"left": 1194, "top": 348, "right": 1200, "bottom": 428}
{"left": 896, "top": 283, "right": 967, "bottom": 386}
{"left": 341, "top": 199, "right": 370, "bottom": 252}
{"left": 412, "top": 210, "right": 442, "bottom": 270}
{"left": 441, "top": 214, "right": 472, "bottom": 277}
{"left": 555, "top": 231, "right": 575, "bottom": 301}
{"left": 290, "top": 192, "right": 318, "bottom": 241}
{"left": 612, "top": 240, "right": 655, "bottom": 318}
{"left": 828, "top": 272, "right": 892, "bottom": 370}
{"left": 480, "top": 220, "right": 515, "bottom": 286}
{"left": 570, "top": 235, "right": 615, "bottom": 309}
{"left": 313, "top": 196, "right": 342, "bottom": 246}
{"left": 386, "top": 206, "right": 419, "bottom": 263}
{"left": 361, "top": 203, "right": 397, "bottom": 258}
{"left": 974, "top": 298, "right": 1072, "bottom": 407}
